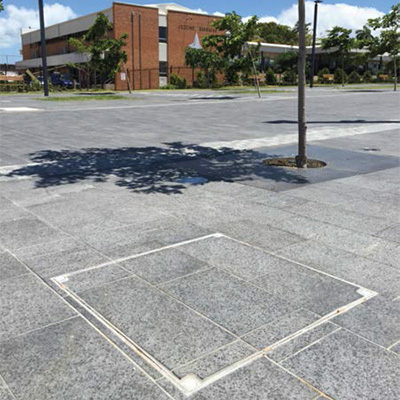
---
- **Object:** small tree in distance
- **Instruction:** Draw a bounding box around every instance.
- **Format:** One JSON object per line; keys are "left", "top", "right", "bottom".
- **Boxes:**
{"left": 321, "top": 27, "right": 355, "bottom": 86}
{"left": 201, "top": 12, "right": 260, "bottom": 85}
{"left": 69, "top": 13, "right": 127, "bottom": 88}
{"left": 184, "top": 47, "right": 221, "bottom": 88}
{"left": 367, "top": 4, "right": 400, "bottom": 91}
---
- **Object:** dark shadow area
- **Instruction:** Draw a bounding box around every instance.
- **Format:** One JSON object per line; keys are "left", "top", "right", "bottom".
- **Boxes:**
{"left": 343, "top": 89, "right": 388, "bottom": 93}
{"left": 6, "top": 142, "right": 309, "bottom": 194}
{"left": 265, "top": 119, "right": 400, "bottom": 124}
{"left": 76, "top": 92, "right": 116, "bottom": 96}
{"left": 188, "top": 96, "right": 236, "bottom": 100}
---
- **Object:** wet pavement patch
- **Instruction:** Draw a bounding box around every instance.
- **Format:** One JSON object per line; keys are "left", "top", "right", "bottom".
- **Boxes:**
{"left": 175, "top": 176, "right": 208, "bottom": 184}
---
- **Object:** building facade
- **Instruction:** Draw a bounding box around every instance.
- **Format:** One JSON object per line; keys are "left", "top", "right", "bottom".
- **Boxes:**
{"left": 16, "top": 2, "right": 222, "bottom": 90}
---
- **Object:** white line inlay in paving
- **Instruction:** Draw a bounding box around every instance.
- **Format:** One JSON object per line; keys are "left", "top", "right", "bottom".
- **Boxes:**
{"left": 0, "top": 107, "right": 43, "bottom": 112}
{"left": 200, "top": 123, "right": 400, "bottom": 150}
{"left": 52, "top": 233, "right": 377, "bottom": 396}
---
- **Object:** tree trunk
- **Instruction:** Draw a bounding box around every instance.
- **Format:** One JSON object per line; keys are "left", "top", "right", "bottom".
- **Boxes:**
{"left": 296, "top": 0, "right": 307, "bottom": 168}
{"left": 342, "top": 56, "right": 345, "bottom": 87}
{"left": 394, "top": 56, "right": 397, "bottom": 92}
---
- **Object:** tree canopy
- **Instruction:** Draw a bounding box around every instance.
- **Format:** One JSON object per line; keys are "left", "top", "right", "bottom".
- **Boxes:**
{"left": 200, "top": 12, "right": 260, "bottom": 84}
{"left": 69, "top": 13, "right": 127, "bottom": 84}
{"left": 184, "top": 47, "right": 221, "bottom": 87}
{"left": 257, "top": 22, "right": 298, "bottom": 45}
{"left": 367, "top": 3, "right": 400, "bottom": 90}
{"left": 321, "top": 26, "right": 355, "bottom": 85}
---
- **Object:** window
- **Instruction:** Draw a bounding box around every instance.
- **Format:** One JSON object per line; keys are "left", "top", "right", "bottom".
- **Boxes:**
{"left": 159, "top": 26, "right": 167, "bottom": 43}
{"left": 159, "top": 61, "right": 168, "bottom": 77}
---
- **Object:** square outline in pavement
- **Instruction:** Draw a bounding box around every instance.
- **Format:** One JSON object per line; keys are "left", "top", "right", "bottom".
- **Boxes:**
{"left": 51, "top": 233, "right": 378, "bottom": 396}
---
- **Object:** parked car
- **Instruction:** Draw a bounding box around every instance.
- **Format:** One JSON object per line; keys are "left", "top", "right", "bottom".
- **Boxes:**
{"left": 50, "top": 72, "right": 80, "bottom": 89}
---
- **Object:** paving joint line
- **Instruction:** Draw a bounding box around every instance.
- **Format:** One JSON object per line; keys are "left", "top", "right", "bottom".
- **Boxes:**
{"left": 4, "top": 244, "right": 175, "bottom": 398}
{"left": 0, "top": 373, "right": 17, "bottom": 400}
{"left": 277, "top": 327, "right": 343, "bottom": 364}
{"left": 339, "top": 327, "right": 400, "bottom": 355}
{"left": 52, "top": 232, "right": 377, "bottom": 396}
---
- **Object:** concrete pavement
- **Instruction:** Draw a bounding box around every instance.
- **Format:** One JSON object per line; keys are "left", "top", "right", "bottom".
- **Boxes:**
{"left": 0, "top": 87, "right": 399, "bottom": 399}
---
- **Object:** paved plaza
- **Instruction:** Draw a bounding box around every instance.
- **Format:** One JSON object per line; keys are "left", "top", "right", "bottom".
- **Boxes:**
{"left": 0, "top": 87, "right": 399, "bottom": 399}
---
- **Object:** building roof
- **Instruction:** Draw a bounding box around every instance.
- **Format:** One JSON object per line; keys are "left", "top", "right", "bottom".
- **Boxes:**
{"left": 145, "top": 3, "right": 208, "bottom": 15}
{"left": 20, "top": 2, "right": 215, "bottom": 46}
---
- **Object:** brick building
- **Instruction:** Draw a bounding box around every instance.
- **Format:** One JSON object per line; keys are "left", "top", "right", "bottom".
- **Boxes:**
{"left": 16, "top": 2, "right": 222, "bottom": 90}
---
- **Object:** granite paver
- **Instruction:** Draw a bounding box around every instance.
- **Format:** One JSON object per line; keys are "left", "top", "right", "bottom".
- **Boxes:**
{"left": 1, "top": 89, "right": 399, "bottom": 399}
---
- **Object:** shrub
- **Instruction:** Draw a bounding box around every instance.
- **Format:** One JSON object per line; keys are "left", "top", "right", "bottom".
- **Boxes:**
{"left": 282, "top": 70, "right": 297, "bottom": 85}
{"left": 265, "top": 68, "right": 277, "bottom": 85}
{"left": 30, "top": 79, "right": 42, "bottom": 91}
{"left": 317, "top": 67, "right": 330, "bottom": 83}
{"left": 169, "top": 73, "right": 188, "bottom": 89}
{"left": 193, "top": 71, "right": 218, "bottom": 88}
{"left": 226, "top": 69, "right": 240, "bottom": 86}
{"left": 348, "top": 71, "right": 361, "bottom": 84}
{"left": 193, "top": 71, "right": 208, "bottom": 88}
{"left": 363, "top": 70, "right": 372, "bottom": 83}
{"left": 334, "top": 68, "right": 348, "bottom": 84}
{"left": 318, "top": 67, "right": 330, "bottom": 77}
{"left": 160, "top": 84, "right": 177, "bottom": 90}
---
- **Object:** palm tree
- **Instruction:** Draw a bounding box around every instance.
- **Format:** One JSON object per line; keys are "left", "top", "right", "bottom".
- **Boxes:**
{"left": 296, "top": 0, "right": 307, "bottom": 168}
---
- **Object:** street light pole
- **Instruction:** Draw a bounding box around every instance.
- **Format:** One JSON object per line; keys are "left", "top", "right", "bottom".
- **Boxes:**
{"left": 309, "top": 0, "right": 322, "bottom": 88}
{"left": 38, "top": 0, "right": 49, "bottom": 96}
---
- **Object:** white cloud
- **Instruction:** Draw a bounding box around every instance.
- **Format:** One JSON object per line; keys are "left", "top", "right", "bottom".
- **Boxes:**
{"left": 0, "top": 3, "right": 77, "bottom": 50}
{"left": 250, "top": 2, "right": 384, "bottom": 37}
{"left": 191, "top": 8, "right": 225, "bottom": 17}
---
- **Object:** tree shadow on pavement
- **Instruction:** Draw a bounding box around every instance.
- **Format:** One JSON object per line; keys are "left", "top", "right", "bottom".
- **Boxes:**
{"left": 6, "top": 142, "right": 309, "bottom": 194}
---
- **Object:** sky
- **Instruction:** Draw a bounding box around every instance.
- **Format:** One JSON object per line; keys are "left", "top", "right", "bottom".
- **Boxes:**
{"left": 0, "top": 1, "right": 395, "bottom": 62}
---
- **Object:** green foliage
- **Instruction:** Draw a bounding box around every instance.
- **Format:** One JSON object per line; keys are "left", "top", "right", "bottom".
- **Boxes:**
{"left": 185, "top": 47, "right": 220, "bottom": 71}
{"left": 0, "top": 1, "right": 3, "bottom": 12}
{"left": 185, "top": 47, "right": 221, "bottom": 87}
{"left": 368, "top": 3, "right": 400, "bottom": 58}
{"left": 257, "top": 22, "right": 298, "bottom": 45}
{"left": 367, "top": 4, "right": 400, "bottom": 89}
{"left": 334, "top": 68, "right": 348, "bottom": 84}
{"left": 193, "top": 71, "right": 218, "bottom": 88}
{"left": 273, "top": 51, "right": 298, "bottom": 74}
{"left": 348, "top": 70, "right": 361, "bottom": 83}
{"left": 225, "top": 69, "right": 240, "bottom": 86}
{"left": 322, "top": 26, "right": 355, "bottom": 85}
{"left": 384, "top": 56, "right": 400, "bottom": 74}
{"left": 322, "top": 26, "right": 355, "bottom": 55}
{"left": 30, "top": 80, "right": 42, "bottom": 91}
{"left": 201, "top": 12, "right": 260, "bottom": 84}
{"left": 169, "top": 73, "right": 188, "bottom": 89}
{"left": 292, "top": 21, "right": 313, "bottom": 46}
{"left": 265, "top": 68, "right": 277, "bottom": 84}
{"left": 363, "top": 70, "right": 373, "bottom": 82}
{"left": 355, "top": 26, "right": 380, "bottom": 55}
{"left": 282, "top": 70, "right": 297, "bottom": 85}
{"left": 160, "top": 83, "right": 177, "bottom": 89}
{"left": 318, "top": 67, "right": 330, "bottom": 77}
{"left": 318, "top": 68, "right": 332, "bottom": 84}
{"left": 68, "top": 13, "right": 127, "bottom": 84}
{"left": 321, "top": 26, "right": 355, "bottom": 71}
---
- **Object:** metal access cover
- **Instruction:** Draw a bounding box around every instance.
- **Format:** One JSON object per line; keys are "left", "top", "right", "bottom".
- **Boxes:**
{"left": 52, "top": 233, "right": 377, "bottom": 396}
